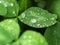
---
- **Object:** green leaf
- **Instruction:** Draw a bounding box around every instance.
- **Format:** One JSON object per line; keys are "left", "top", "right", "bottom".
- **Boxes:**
{"left": 37, "top": 0, "right": 46, "bottom": 8}
{"left": 34, "top": 0, "right": 46, "bottom": 8}
{"left": 20, "top": 30, "right": 48, "bottom": 45}
{"left": 19, "top": 0, "right": 31, "bottom": 13}
{"left": 0, "top": 26, "right": 13, "bottom": 45}
{"left": 48, "top": 0, "right": 60, "bottom": 21}
{"left": 0, "top": 0, "right": 19, "bottom": 17}
{"left": 7, "top": 0, "right": 19, "bottom": 17}
{"left": 0, "top": 4, "right": 7, "bottom": 15}
{"left": 0, "top": 19, "right": 20, "bottom": 40}
{"left": 44, "top": 22, "right": 60, "bottom": 45}
{"left": 18, "top": 7, "right": 57, "bottom": 28}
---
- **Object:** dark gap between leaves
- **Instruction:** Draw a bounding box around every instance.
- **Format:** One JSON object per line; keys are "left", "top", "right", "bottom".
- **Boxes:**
{"left": 18, "top": 19, "right": 46, "bottom": 37}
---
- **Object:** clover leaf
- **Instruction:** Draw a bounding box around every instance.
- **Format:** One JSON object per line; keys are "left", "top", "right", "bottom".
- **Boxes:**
{"left": 0, "top": 0, "right": 19, "bottom": 17}
{"left": 44, "top": 22, "right": 60, "bottom": 45}
{"left": 0, "top": 19, "right": 20, "bottom": 40}
{"left": 20, "top": 30, "right": 48, "bottom": 45}
{"left": 19, "top": 7, "right": 57, "bottom": 28}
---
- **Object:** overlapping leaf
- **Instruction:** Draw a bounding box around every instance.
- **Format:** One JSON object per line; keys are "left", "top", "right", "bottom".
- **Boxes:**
{"left": 48, "top": 0, "right": 60, "bottom": 21}
{"left": 0, "top": 19, "right": 20, "bottom": 40}
{"left": 44, "top": 22, "right": 60, "bottom": 45}
{"left": 20, "top": 30, "right": 48, "bottom": 45}
{"left": 0, "top": 0, "right": 19, "bottom": 17}
{"left": 0, "top": 26, "right": 13, "bottom": 45}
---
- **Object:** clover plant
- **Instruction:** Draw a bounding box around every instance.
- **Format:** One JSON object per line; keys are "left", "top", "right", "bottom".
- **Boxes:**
{"left": 0, "top": 0, "right": 60, "bottom": 45}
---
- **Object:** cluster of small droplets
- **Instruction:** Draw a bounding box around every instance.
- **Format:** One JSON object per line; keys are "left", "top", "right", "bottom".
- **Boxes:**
{"left": 44, "top": 22, "right": 60, "bottom": 45}
{"left": 6, "top": 43, "right": 10, "bottom": 45}
{"left": 0, "top": 0, "right": 14, "bottom": 7}
{"left": 0, "top": 19, "right": 20, "bottom": 45}
{"left": 19, "top": 7, "right": 57, "bottom": 28}
{"left": 0, "top": 0, "right": 18, "bottom": 16}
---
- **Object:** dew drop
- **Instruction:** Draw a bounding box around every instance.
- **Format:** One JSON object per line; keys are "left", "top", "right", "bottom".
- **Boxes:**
{"left": 54, "top": 30, "right": 56, "bottom": 33}
{"left": 51, "top": 18, "right": 54, "bottom": 20}
{"left": 9, "top": 20, "right": 12, "bottom": 23}
{"left": 44, "top": 24, "right": 47, "bottom": 26}
{"left": 52, "top": 22, "right": 55, "bottom": 25}
{"left": 0, "top": 1, "right": 2, "bottom": 3}
{"left": 44, "top": 19, "right": 46, "bottom": 21}
{"left": 29, "top": 35, "right": 32, "bottom": 39}
{"left": 37, "top": 24, "right": 40, "bottom": 27}
{"left": 28, "top": 39, "right": 31, "bottom": 43}
{"left": 23, "top": 36, "right": 27, "bottom": 39}
{"left": 46, "top": 19, "right": 48, "bottom": 20}
{"left": 21, "top": 13, "right": 25, "bottom": 18}
{"left": 21, "top": 20, "right": 23, "bottom": 21}
{"left": 40, "top": 25, "right": 43, "bottom": 27}
{"left": 30, "top": 11, "right": 33, "bottom": 14}
{"left": 10, "top": 3, "right": 14, "bottom": 6}
{"left": 51, "top": 21, "right": 55, "bottom": 25}
{"left": 4, "top": 4, "right": 7, "bottom": 7}
{"left": 13, "top": 11, "right": 15, "bottom": 14}
{"left": 46, "top": 25, "right": 49, "bottom": 27}
{"left": 31, "top": 19, "right": 37, "bottom": 23}
{"left": 6, "top": 43, "right": 10, "bottom": 45}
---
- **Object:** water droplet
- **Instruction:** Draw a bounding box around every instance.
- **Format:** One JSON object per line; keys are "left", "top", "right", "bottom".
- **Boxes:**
{"left": 46, "top": 19, "right": 48, "bottom": 20}
{"left": 30, "top": 11, "right": 33, "bottom": 14}
{"left": 6, "top": 43, "right": 10, "bottom": 45}
{"left": 46, "top": 25, "right": 49, "bottom": 27}
{"left": 29, "top": 36, "right": 32, "bottom": 39}
{"left": 23, "top": 41, "right": 27, "bottom": 44}
{"left": 9, "top": 20, "right": 12, "bottom": 23}
{"left": 31, "top": 19, "right": 37, "bottom": 23}
{"left": 7, "top": 27, "right": 13, "bottom": 31}
{"left": 21, "top": 13, "right": 25, "bottom": 18}
{"left": 0, "top": 1, "right": 2, "bottom": 3}
{"left": 13, "top": 11, "right": 15, "bottom": 14}
{"left": 51, "top": 21, "right": 55, "bottom": 25}
{"left": 40, "top": 25, "right": 43, "bottom": 27}
{"left": 51, "top": 18, "right": 54, "bottom": 20}
{"left": 4, "top": 4, "right": 7, "bottom": 7}
{"left": 10, "top": 3, "right": 14, "bottom": 6}
{"left": 28, "top": 39, "right": 31, "bottom": 43}
{"left": 37, "top": 24, "right": 40, "bottom": 27}
{"left": 21, "top": 20, "right": 23, "bottom": 21}
{"left": 23, "top": 36, "right": 27, "bottom": 39}
{"left": 44, "top": 24, "right": 47, "bottom": 26}
{"left": 44, "top": 20, "right": 46, "bottom": 21}
{"left": 52, "top": 22, "right": 55, "bottom": 24}
{"left": 54, "top": 31, "right": 56, "bottom": 33}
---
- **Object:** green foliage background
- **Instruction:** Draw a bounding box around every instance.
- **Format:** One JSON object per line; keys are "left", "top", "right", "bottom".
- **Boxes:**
{"left": 0, "top": 0, "right": 60, "bottom": 45}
